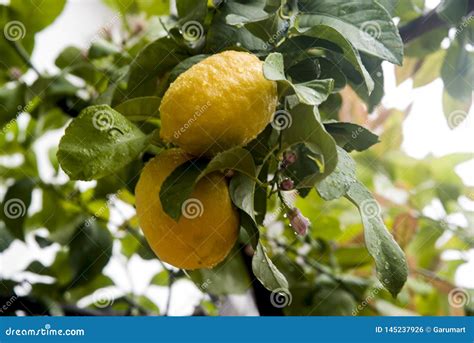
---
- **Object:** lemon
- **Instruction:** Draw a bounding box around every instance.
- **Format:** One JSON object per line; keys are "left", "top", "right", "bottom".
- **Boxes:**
{"left": 160, "top": 50, "right": 278, "bottom": 156}
{"left": 135, "top": 148, "right": 239, "bottom": 269}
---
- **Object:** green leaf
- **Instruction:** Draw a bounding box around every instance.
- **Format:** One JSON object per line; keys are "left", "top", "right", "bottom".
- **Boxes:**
{"left": 229, "top": 173, "right": 256, "bottom": 219}
{"left": 103, "top": 0, "right": 170, "bottom": 16}
{"left": 293, "top": 80, "right": 334, "bottom": 106}
{"left": 159, "top": 159, "right": 209, "bottom": 220}
{"left": 324, "top": 122, "right": 379, "bottom": 152}
{"left": 189, "top": 248, "right": 251, "bottom": 295}
{"left": 238, "top": 210, "right": 259, "bottom": 248}
{"left": 0, "top": 222, "right": 14, "bottom": 252}
{"left": 29, "top": 187, "right": 84, "bottom": 244}
{"left": 441, "top": 43, "right": 473, "bottom": 102}
{"left": 126, "top": 37, "right": 189, "bottom": 99}
{"left": 282, "top": 104, "right": 338, "bottom": 183}
{"left": 229, "top": 172, "right": 260, "bottom": 248}
{"left": 205, "top": 0, "right": 268, "bottom": 52}
{"left": 1, "top": 178, "right": 35, "bottom": 240}
{"left": 252, "top": 242, "right": 288, "bottom": 292}
{"left": 137, "top": 0, "right": 170, "bottom": 16}
{"left": 297, "top": 0, "right": 404, "bottom": 65}
{"left": 177, "top": 0, "right": 208, "bottom": 22}
{"left": 282, "top": 143, "right": 319, "bottom": 196}
{"left": 160, "top": 147, "right": 256, "bottom": 220}
{"left": 442, "top": 90, "right": 472, "bottom": 129}
{"left": 345, "top": 181, "right": 408, "bottom": 296}
{"left": 413, "top": 49, "right": 446, "bottom": 88}
{"left": 317, "top": 146, "right": 356, "bottom": 200}
{"left": 0, "top": 82, "right": 26, "bottom": 126}
{"left": 318, "top": 58, "right": 347, "bottom": 91}
{"left": 263, "top": 52, "right": 287, "bottom": 81}
{"left": 290, "top": 25, "right": 374, "bottom": 93}
{"left": 151, "top": 270, "right": 169, "bottom": 286}
{"left": 436, "top": 0, "right": 468, "bottom": 25}
{"left": 57, "top": 105, "right": 150, "bottom": 180}
{"left": 10, "top": 0, "right": 66, "bottom": 33}
{"left": 263, "top": 53, "right": 334, "bottom": 105}
{"left": 88, "top": 39, "right": 122, "bottom": 59}
{"left": 227, "top": 12, "right": 289, "bottom": 46}
{"left": 69, "top": 222, "right": 113, "bottom": 288}
{"left": 114, "top": 96, "right": 161, "bottom": 121}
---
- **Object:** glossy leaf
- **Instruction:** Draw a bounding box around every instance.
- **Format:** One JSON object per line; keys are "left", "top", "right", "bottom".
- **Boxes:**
{"left": 252, "top": 242, "right": 289, "bottom": 292}
{"left": 345, "top": 181, "right": 408, "bottom": 297}
{"left": 57, "top": 105, "right": 150, "bottom": 180}
{"left": 297, "top": 0, "right": 404, "bottom": 65}
{"left": 160, "top": 147, "right": 256, "bottom": 220}
{"left": 317, "top": 146, "right": 356, "bottom": 200}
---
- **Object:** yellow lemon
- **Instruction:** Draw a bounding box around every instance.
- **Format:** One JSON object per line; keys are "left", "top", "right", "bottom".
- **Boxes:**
{"left": 135, "top": 148, "right": 239, "bottom": 269}
{"left": 160, "top": 50, "right": 278, "bottom": 156}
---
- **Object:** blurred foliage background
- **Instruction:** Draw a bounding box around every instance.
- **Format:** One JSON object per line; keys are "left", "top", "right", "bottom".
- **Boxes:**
{"left": 0, "top": 0, "right": 473, "bottom": 316}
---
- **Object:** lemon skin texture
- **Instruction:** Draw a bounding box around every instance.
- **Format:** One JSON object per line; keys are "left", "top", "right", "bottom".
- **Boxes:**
{"left": 135, "top": 149, "right": 239, "bottom": 269}
{"left": 159, "top": 50, "right": 278, "bottom": 156}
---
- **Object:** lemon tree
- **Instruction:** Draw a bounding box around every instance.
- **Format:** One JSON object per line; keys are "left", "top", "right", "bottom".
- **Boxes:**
{"left": 1, "top": 0, "right": 473, "bottom": 316}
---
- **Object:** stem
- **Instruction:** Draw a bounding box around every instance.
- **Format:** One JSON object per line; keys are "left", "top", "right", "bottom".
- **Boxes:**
{"left": 164, "top": 272, "right": 174, "bottom": 316}
{"left": 7, "top": 40, "right": 40, "bottom": 75}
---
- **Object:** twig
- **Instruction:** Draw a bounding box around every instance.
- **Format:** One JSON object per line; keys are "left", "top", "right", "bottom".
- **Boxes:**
{"left": 7, "top": 40, "right": 41, "bottom": 76}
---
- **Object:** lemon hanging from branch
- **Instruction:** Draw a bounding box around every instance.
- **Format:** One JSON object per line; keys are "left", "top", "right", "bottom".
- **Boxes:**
{"left": 135, "top": 149, "right": 239, "bottom": 270}
{"left": 160, "top": 50, "right": 278, "bottom": 157}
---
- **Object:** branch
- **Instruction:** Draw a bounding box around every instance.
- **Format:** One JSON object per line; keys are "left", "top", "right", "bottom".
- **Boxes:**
{"left": 6, "top": 40, "right": 41, "bottom": 76}
{"left": 400, "top": 1, "right": 474, "bottom": 44}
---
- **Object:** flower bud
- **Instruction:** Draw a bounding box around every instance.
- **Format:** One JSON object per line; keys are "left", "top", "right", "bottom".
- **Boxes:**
{"left": 281, "top": 150, "right": 297, "bottom": 168}
{"left": 288, "top": 207, "right": 310, "bottom": 236}
{"left": 8, "top": 67, "right": 22, "bottom": 80}
{"left": 279, "top": 178, "right": 294, "bottom": 190}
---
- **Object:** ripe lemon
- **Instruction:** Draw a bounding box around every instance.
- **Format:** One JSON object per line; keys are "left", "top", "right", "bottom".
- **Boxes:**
{"left": 160, "top": 50, "right": 278, "bottom": 156}
{"left": 135, "top": 148, "right": 239, "bottom": 269}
